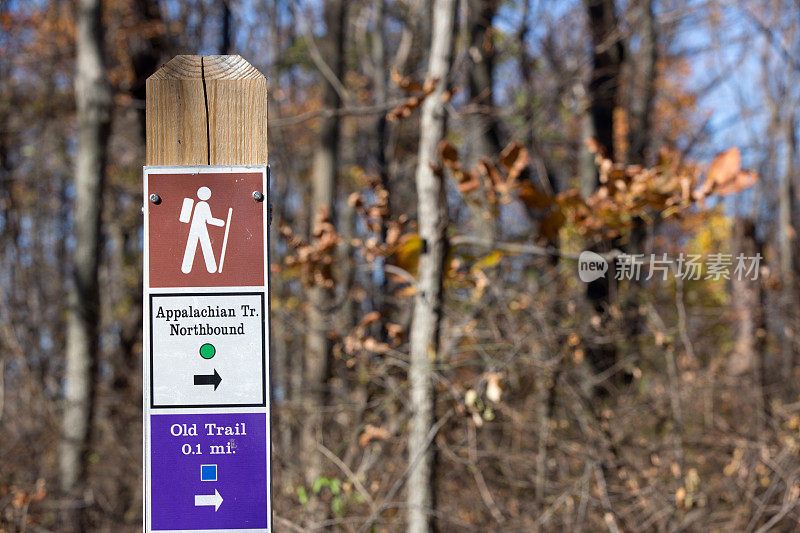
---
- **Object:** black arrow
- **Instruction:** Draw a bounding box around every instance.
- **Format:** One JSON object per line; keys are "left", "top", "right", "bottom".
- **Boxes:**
{"left": 194, "top": 369, "right": 222, "bottom": 391}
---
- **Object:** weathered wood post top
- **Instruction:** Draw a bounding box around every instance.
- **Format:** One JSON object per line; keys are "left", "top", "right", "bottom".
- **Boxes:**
{"left": 146, "top": 55, "right": 267, "bottom": 166}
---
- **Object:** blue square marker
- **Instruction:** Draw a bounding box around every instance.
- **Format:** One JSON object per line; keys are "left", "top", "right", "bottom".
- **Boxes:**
{"left": 201, "top": 464, "right": 217, "bottom": 481}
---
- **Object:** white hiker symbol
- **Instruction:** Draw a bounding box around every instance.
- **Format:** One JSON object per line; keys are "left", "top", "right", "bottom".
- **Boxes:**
{"left": 179, "top": 186, "right": 233, "bottom": 274}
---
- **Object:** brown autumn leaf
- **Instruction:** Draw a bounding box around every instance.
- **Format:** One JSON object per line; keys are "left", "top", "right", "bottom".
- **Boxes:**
{"left": 457, "top": 170, "right": 482, "bottom": 194}
{"left": 29, "top": 479, "right": 46, "bottom": 503}
{"left": 395, "top": 285, "right": 417, "bottom": 297}
{"left": 539, "top": 208, "right": 566, "bottom": 240}
{"left": 441, "top": 86, "right": 459, "bottom": 103}
{"left": 439, "top": 142, "right": 488, "bottom": 195}
{"left": 386, "top": 96, "right": 421, "bottom": 121}
{"left": 707, "top": 147, "right": 741, "bottom": 186}
{"left": 695, "top": 147, "right": 758, "bottom": 199}
{"left": 12, "top": 491, "right": 26, "bottom": 509}
{"left": 280, "top": 223, "right": 307, "bottom": 250}
{"left": 499, "top": 141, "right": 531, "bottom": 183}
{"left": 518, "top": 182, "right": 553, "bottom": 209}
{"left": 385, "top": 222, "right": 402, "bottom": 247}
{"left": 422, "top": 77, "right": 439, "bottom": 94}
{"left": 478, "top": 159, "right": 503, "bottom": 188}
{"left": 282, "top": 208, "right": 341, "bottom": 288}
{"left": 347, "top": 191, "right": 364, "bottom": 208}
{"left": 359, "top": 424, "right": 390, "bottom": 447}
{"left": 390, "top": 68, "right": 423, "bottom": 93}
{"left": 357, "top": 311, "right": 381, "bottom": 329}
{"left": 567, "top": 333, "right": 580, "bottom": 347}
{"left": 712, "top": 170, "right": 759, "bottom": 195}
{"left": 438, "top": 140, "right": 460, "bottom": 168}
{"left": 386, "top": 77, "right": 438, "bottom": 121}
{"left": 363, "top": 337, "right": 391, "bottom": 354}
{"left": 585, "top": 137, "right": 603, "bottom": 156}
{"left": 385, "top": 322, "right": 404, "bottom": 344}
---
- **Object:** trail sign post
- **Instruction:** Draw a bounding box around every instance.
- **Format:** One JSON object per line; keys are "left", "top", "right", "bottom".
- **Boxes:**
{"left": 143, "top": 56, "right": 270, "bottom": 533}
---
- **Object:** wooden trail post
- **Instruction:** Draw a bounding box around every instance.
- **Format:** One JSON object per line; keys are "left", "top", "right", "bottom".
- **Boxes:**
{"left": 143, "top": 55, "right": 270, "bottom": 532}
{"left": 146, "top": 55, "right": 267, "bottom": 166}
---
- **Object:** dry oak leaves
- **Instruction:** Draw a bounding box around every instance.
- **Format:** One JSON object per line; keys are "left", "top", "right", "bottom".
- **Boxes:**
{"left": 386, "top": 69, "right": 457, "bottom": 121}
{"left": 439, "top": 139, "right": 758, "bottom": 243}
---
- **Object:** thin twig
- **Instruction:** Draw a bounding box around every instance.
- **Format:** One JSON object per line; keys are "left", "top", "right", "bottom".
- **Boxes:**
{"left": 0, "top": 360, "right": 4, "bottom": 422}
{"left": 358, "top": 409, "right": 454, "bottom": 533}
{"left": 646, "top": 303, "right": 685, "bottom": 469}
{"left": 466, "top": 421, "right": 506, "bottom": 523}
{"left": 535, "top": 480, "right": 581, "bottom": 527}
{"left": 675, "top": 275, "right": 696, "bottom": 360}
{"left": 753, "top": 498, "right": 800, "bottom": 533}
{"left": 302, "top": 24, "right": 349, "bottom": 103}
{"left": 594, "top": 465, "right": 622, "bottom": 533}
{"left": 315, "top": 441, "right": 377, "bottom": 513}
{"left": 576, "top": 462, "right": 593, "bottom": 526}
{"left": 274, "top": 514, "right": 311, "bottom": 533}
{"left": 269, "top": 100, "right": 406, "bottom": 127}
{"left": 383, "top": 264, "right": 418, "bottom": 286}
{"left": 449, "top": 235, "right": 621, "bottom": 261}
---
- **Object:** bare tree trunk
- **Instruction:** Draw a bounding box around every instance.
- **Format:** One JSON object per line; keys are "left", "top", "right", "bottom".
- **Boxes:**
{"left": 372, "top": 0, "right": 392, "bottom": 342}
{"left": 467, "top": 0, "right": 501, "bottom": 155}
{"left": 301, "top": 0, "right": 345, "bottom": 523}
{"left": 220, "top": 0, "right": 233, "bottom": 54}
{"left": 779, "top": 116, "right": 797, "bottom": 283}
{"left": 60, "top": 0, "right": 111, "bottom": 526}
{"left": 373, "top": 0, "right": 388, "bottom": 187}
{"left": 579, "top": 110, "right": 598, "bottom": 198}
{"left": 621, "top": 0, "right": 657, "bottom": 383}
{"left": 466, "top": 0, "right": 501, "bottom": 242}
{"left": 130, "top": 0, "right": 166, "bottom": 135}
{"left": 627, "top": 0, "right": 656, "bottom": 165}
{"left": 582, "top": 0, "right": 623, "bottom": 382}
{"left": 581, "top": 0, "right": 623, "bottom": 197}
{"left": 407, "top": 0, "right": 455, "bottom": 531}
{"left": 764, "top": 43, "right": 798, "bottom": 383}
{"left": 517, "top": 0, "right": 557, "bottom": 198}
{"left": 728, "top": 218, "right": 763, "bottom": 377}
{"left": 583, "top": 0, "right": 623, "bottom": 163}
{"left": 779, "top": 114, "right": 797, "bottom": 379}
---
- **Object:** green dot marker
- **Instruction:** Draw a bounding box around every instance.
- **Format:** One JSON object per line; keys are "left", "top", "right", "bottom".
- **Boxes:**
{"left": 199, "top": 343, "right": 216, "bottom": 359}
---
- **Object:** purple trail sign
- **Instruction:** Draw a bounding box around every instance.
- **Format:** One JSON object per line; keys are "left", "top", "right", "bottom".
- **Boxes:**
{"left": 144, "top": 166, "right": 271, "bottom": 532}
{"left": 150, "top": 413, "right": 269, "bottom": 530}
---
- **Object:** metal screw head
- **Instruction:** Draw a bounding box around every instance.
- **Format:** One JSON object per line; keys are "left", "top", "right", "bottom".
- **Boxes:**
{"left": 252, "top": 191, "right": 265, "bottom": 202}
{"left": 149, "top": 193, "right": 162, "bottom": 205}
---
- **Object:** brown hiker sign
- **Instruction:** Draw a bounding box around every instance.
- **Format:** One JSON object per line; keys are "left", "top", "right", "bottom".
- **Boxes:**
{"left": 145, "top": 168, "right": 266, "bottom": 288}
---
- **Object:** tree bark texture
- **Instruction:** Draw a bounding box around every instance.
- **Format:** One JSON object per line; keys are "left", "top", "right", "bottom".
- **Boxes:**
{"left": 727, "top": 218, "right": 763, "bottom": 377}
{"left": 583, "top": 0, "right": 623, "bottom": 381}
{"left": 779, "top": 116, "right": 797, "bottom": 283}
{"left": 583, "top": 0, "right": 623, "bottom": 164}
{"left": 466, "top": 0, "right": 501, "bottom": 241}
{"left": 407, "top": 0, "right": 455, "bottom": 531}
{"left": 779, "top": 114, "right": 797, "bottom": 379}
{"left": 60, "top": 0, "right": 111, "bottom": 521}
{"left": 626, "top": 0, "right": 656, "bottom": 165}
{"left": 302, "top": 0, "right": 345, "bottom": 519}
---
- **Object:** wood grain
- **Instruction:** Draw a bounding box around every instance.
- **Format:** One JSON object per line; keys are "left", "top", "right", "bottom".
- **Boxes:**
{"left": 146, "top": 55, "right": 267, "bottom": 166}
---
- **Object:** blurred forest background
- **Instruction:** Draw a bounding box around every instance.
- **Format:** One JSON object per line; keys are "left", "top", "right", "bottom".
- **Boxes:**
{"left": 3, "top": 0, "right": 800, "bottom": 531}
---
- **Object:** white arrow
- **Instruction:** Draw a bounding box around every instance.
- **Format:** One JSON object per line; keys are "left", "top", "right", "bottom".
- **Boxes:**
{"left": 194, "top": 489, "right": 223, "bottom": 511}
